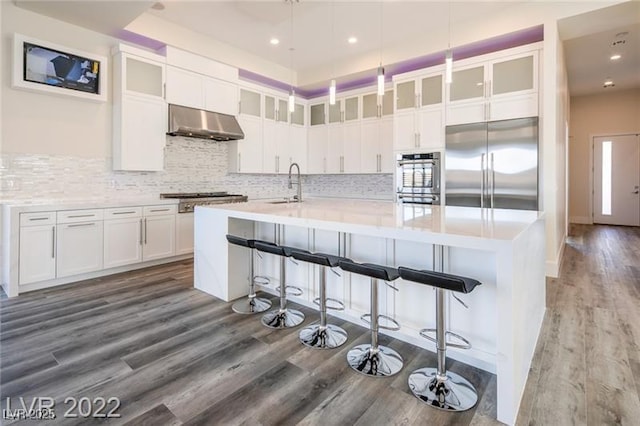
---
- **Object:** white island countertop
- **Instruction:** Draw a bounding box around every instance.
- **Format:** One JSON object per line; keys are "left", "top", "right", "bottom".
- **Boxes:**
{"left": 196, "top": 197, "right": 546, "bottom": 425}
{"left": 200, "top": 197, "right": 544, "bottom": 249}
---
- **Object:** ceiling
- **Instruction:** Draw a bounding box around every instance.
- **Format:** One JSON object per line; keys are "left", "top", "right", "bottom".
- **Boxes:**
{"left": 145, "top": 1, "right": 513, "bottom": 74}
{"left": 12, "top": 1, "right": 640, "bottom": 97}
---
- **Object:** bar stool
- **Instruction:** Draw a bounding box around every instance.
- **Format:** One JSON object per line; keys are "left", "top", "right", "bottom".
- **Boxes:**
{"left": 398, "top": 266, "right": 481, "bottom": 412}
{"left": 338, "top": 259, "right": 403, "bottom": 377}
{"left": 290, "top": 251, "right": 349, "bottom": 349}
{"left": 225, "top": 235, "right": 271, "bottom": 314}
{"left": 254, "top": 241, "right": 305, "bottom": 329}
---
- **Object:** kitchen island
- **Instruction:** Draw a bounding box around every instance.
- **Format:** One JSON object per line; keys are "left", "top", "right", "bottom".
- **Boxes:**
{"left": 194, "top": 198, "right": 545, "bottom": 425}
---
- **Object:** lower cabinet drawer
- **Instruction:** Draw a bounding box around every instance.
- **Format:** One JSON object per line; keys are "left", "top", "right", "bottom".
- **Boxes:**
{"left": 143, "top": 205, "right": 177, "bottom": 217}
{"left": 104, "top": 207, "right": 143, "bottom": 219}
{"left": 20, "top": 212, "right": 55, "bottom": 227}
{"left": 57, "top": 209, "right": 104, "bottom": 224}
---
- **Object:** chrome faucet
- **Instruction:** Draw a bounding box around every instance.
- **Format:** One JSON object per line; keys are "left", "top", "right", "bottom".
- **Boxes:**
{"left": 288, "top": 162, "right": 302, "bottom": 202}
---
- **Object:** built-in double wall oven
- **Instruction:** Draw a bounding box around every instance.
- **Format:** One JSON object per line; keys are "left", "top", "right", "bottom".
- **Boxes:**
{"left": 395, "top": 152, "right": 441, "bottom": 205}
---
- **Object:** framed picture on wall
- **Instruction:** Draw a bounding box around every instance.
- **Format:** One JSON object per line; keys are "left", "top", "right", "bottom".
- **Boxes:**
{"left": 12, "top": 33, "right": 108, "bottom": 102}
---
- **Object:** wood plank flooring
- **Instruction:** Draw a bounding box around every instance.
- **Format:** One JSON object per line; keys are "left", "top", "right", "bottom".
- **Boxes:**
{"left": 515, "top": 224, "right": 640, "bottom": 426}
{"left": 2, "top": 224, "right": 639, "bottom": 425}
{"left": 0, "top": 260, "right": 494, "bottom": 425}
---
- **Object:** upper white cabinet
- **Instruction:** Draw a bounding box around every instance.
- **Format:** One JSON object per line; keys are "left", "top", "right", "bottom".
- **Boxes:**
{"left": 393, "top": 70, "right": 445, "bottom": 151}
{"left": 166, "top": 66, "right": 204, "bottom": 108}
{"left": 204, "top": 78, "right": 238, "bottom": 116}
{"left": 446, "top": 49, "right": 539, "bottom": 125}
{"left": 165, "top": 65, "right": 238, "bottom": 116}
{"left": 112, "top": 45, "right": 167, "bottom": 172}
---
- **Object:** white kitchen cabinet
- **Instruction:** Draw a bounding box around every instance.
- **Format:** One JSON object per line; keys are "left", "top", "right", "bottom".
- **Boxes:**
{"left": 112, "top": 46, "right": 167, "bottom": 172}
{"left": 394, "top": 70, "right": 445, "bottom": 151}
{"left": 446, "top": 50, "right": 539, "bottom": 124}
{"left": 307, "top": 126, "right": 328, "bottom": 174}
{"left": 142, "top": 206, "right": 176, "bottom": 261}
{"left": 327, "top": 122, "right": 361, "bottom": 174}
{"left": 361, "top": 117, "right": 394, "bottom": 173}
{"left": 229, "top": 115, "right": 263, "bottom": 173}
{"left": 176, "top": 213, "right": 194, "bottom": 255}
{"left": 18, "top": 212, "right": 56, "bottom": 285}
{"left": 166, "top": 66, "right": 204, "bottom": 109}
{"left": 56, "top": 221, "right": 104, "bottom": 278}
{"left": 103, "top": 208, "right": 143, "bottom": 269}
{"left": 204, "top": 77, "right": 238, "bottom": 116}
{"left": 166, "top": 65, "right": 239, "bottom": 116}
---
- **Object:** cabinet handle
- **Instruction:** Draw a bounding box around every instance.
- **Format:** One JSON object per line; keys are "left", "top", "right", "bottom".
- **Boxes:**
{"left": 67, "top": 222, "right": 96, "bottom": 228}
{"left": 417, "top": 133, "right": 421, "bottom": 147}
{"left": 68, "top": 214, "right": 95, "bottom": 218}
{"left": 238, "top": 100, "right": 241, "bottom": 114}
{"left": 144, "top": 218, "right": 148, "bottom": 245}
{"left": 480, "top": 153, "right": 486, "bottom": 208}
{"left": 149, "top": 208, "right": 170, "bottom": 212}
{"left": 163, "top": 83, "right": 166, "bottom": 99}
{"left": 139, "top": 218, "right": 143, "bottom": 245}
{"left": 52, "top": 226, "right": 56, "bottom": 258}
{"left": 29, "top": 217, "right": 49, "bottom": 221}
{"left": 490, "top": 152, "right": 495, "bottom": 208}
{"left": 488, "top": 80, "right": 492, "bottom": 97}
{"left": 323, "top": 157, "right": 327, "bottom": 173}
{"left": 341, "top": 156, "right": 345, "bottom": 173}
{"left": 113, "top": 211, "right": 136, "bottom": 215}
{"left": 238, "top": 153, "right": 241, "bottom": 172}
{"left": 487, "top": 102, "right": 491, "bottom": 120}
{"left": 415, "top": 93, "right": 419, "bottom": 108}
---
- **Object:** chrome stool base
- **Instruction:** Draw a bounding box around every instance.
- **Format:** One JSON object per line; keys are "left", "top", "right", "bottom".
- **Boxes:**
{"left": 408, "top": 367, "right": 478, "bottom": 411}
{"left": 232, "top": 296, "right": 271, "bottom": 314}
{"left": 299, "top": 323, "right": 348, "bottom": 349}
{"left": 347, "top": 344, "right": 403, "bottom": 377}
{"left": 261, "top": 308, "right": 305, "bottom": 329}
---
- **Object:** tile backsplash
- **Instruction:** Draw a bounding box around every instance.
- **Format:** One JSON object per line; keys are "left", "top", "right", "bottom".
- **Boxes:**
{"left": 0, "top": 137, "right": 394, "bottom": 202}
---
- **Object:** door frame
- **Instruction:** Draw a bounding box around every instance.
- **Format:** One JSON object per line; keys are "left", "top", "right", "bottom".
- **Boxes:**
{"left": 589, "top": 132, "right": 640, "bottom": 224}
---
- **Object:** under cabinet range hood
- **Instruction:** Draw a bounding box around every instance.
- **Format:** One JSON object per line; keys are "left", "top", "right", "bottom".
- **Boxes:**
{"left": 167, "top": 104, "right": 244, "bottom": 141}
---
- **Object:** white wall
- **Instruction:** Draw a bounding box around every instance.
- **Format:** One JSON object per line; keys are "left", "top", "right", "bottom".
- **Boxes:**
{"left": 1, "top": 2, "right": 116, "bottom": 157}
{"left": 0, "top": 2, "right": 391, "bottom": 204}
{"left": 569, "top": 89, "right": 640, "bottom": 223}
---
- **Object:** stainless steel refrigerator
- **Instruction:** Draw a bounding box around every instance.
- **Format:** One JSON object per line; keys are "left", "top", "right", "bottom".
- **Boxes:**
{"left": 445, "top": 117, "right": 538, "bottom": 210}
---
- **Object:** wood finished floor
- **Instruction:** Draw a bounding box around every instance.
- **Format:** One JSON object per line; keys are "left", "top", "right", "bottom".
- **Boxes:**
{"left": 1, "top": 224, "right": 639, "bottom": 425}
{"left": 0, "top": 260, "right": 496, "bottom": 425}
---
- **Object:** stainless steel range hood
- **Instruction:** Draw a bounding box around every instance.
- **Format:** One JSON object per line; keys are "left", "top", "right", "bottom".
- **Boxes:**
{"left": 167, "top": 104, "right": 244, "bottom": 141}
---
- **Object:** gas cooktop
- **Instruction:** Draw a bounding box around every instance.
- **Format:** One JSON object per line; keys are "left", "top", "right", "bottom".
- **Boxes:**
{"left": 160, "top": 192, "right": 248, "bottom": 213}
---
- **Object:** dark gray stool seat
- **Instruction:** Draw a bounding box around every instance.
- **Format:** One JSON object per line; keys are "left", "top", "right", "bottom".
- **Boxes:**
{"left": 398, "top": 266, "right": 481, "bottom": 412}
{"left": 254, "top": 241, "right": 306, "bottom": 329}
{"left": 226, "top": 235, "right": 272, "bottom": 314}
{"left": 291, "top": 251, "right": 349, "bottom": 350}
{"left": 338, "top": 259, "right": 404, "bottom": 377}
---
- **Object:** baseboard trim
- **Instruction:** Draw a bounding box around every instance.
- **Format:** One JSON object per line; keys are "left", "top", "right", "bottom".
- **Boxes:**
{"left": 545, "top": 238, "right": 566, "bottom": 278}
{"left": 569, "top": 216, "right": 592, "bottom": 224}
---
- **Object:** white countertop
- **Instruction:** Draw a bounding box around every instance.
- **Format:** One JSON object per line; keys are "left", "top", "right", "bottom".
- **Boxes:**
{"left": 2, "top": 197, "right": 179, "bottom": 213}
{"left": 201, "top": 198, "right": 544, "bottom": 245}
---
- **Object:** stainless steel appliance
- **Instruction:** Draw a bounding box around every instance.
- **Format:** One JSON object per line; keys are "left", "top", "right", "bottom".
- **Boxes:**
{"left": 167, "top": 104, "right": 244, "bottom": 141}
{"left": 160, "top": 192, "right": 248, "bottom": 213}
{"left": 395, "top": 152, "right": 441, "bottom": 205}
{"left": 445, "top": 117, "right": 538, "bottom": 210}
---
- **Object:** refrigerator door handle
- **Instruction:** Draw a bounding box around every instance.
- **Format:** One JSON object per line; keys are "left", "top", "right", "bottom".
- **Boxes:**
{"left": 480, "top": 153, "right": 486, "bottom": 208}
{"left": 490, "top": 152, "right": 495, "bottom": 208}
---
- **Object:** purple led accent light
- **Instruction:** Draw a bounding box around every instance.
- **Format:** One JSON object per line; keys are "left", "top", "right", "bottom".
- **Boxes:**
{"left": 116, "top": 29, "right": 166, "bottom": 52}
{"left": 240, "top": 25, "right": 543, "bottom": 99}
{"left": 239, "top": 69, "right": 293, "bottom": 93}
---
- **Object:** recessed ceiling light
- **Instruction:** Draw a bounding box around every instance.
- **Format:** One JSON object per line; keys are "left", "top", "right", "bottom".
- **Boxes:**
{"left": 604, "top": 78, "right": 615, "bottom": 88}
{"left": 348, "top": 36, "right": 358, "bottom": 44}
{"left": 270, "top": 38, "right": 280, "bottom": 45}
{"left": 610, "top": 54, "right": 621, "bottom": 61}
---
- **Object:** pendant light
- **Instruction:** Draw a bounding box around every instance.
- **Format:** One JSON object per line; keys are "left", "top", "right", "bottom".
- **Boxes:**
{"left": 445, "top": 0, "right": 453, "bottom": 84}
{"left": 329, "top": 1, "right": 336, "bottom": 105}
{"left": 377, "top": 0, "right": 385, "bottom": 96}
{"left": 288, "top": 0, "right": 296, "bottom": 113}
